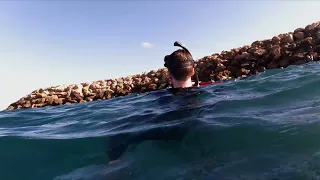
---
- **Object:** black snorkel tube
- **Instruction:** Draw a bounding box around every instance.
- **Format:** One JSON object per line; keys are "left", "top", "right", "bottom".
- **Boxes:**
{"left": 164, "top": 41, "right": 199, "bottom": 88}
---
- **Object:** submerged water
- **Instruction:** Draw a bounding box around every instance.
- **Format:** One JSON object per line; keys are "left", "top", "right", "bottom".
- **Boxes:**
{"left": 2, "top": 63, "right": 320, "bottom": 180}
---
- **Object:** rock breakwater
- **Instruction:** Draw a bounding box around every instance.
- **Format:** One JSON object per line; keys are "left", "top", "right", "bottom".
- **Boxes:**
{"left": 6, "top": 21, "right": 320, "bottom": 111}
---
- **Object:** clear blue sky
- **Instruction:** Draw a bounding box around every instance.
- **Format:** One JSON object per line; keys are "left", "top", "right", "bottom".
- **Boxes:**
{"left": 1, "top": 1, "right": 320, "bottom": 110}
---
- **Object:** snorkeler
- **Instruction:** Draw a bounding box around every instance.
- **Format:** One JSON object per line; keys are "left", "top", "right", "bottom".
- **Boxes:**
{"left": 106, "top": 41, "right": 216, "bottom": 163}
{"left": 164, "top": 41, "right": 219, "bottom": 94}
{"left": 164, "top": 41, "right": 199, "bottom": 89}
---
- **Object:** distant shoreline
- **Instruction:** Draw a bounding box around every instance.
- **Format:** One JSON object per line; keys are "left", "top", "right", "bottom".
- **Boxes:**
{"left": 6, "top": 21, "right": 320, "bottom": 111}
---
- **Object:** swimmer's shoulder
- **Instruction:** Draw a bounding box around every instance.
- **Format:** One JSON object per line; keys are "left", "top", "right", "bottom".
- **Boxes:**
{"left": 167, "top": 86, "right": 199, "bottom": 95}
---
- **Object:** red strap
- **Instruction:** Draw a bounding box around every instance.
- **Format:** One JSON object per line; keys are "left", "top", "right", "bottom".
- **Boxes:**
{"left": 194, "top": 81, "right": 220, "bottom": 87}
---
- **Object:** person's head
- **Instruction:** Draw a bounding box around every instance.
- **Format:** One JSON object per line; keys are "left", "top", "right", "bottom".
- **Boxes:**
{"left": 164, "top": 41, "right": 198, "bottom": 88}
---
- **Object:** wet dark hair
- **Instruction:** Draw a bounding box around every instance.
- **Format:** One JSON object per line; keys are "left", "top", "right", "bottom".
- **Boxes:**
{"left": 164, "top": 41, "right": 199, "bottom": 86}
{"left": 165, "top": 49, "right": 194, "bottom": 81}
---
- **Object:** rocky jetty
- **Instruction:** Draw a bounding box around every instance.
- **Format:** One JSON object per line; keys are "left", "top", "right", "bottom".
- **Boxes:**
{"left": 6, "top": 21, "right": 320, "bottom": 111}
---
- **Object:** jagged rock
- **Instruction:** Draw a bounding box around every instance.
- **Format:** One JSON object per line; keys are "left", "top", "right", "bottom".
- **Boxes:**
{"left": 142, "top": 77, "right": 151, "bottom": 84}
{"left": 214, "top": 70, "right": 231, "bottom": 80}
{"left": 216, "top": 63, "right": 226, "bottom": 72}
{"left": 314, "top": 45, "right": 320, "bottom": 54}
{"left": 240, "top": 45, "right": 251, "bottom": 53}
{"left": 46, "top": 95, "right": 58, "bottom": 105}
{"left": 225, "top": 51, "right": 235, "bottom": 60}
{"left": 253, "top": 48, "right": 267, "bottom": 57}
{"left": 248, "top": 47, "right": 258, "bottom": 54}
{"left": 272, "top": 36, "right": 281, "bottom": 45}
{"left": 282, "top": 34, "right": 294, "bottom": 43}
{"left": 267, "top": 61, "right": 278, "bottom": 69}
{"left": 147, "top": 70, "right": 157, "bottom": 77}
{"left": 86, "top": 97, "right": 93, "bottom": 102}
{"left": 55, "top": 92, "right": 68, "bottom": 97}
{"left": 316, "top": 30, "right": 320, "bottom": 39}
{"left": 148, "top": 84, "right": 157, "bottom": 90}
{"left": 105, "top": 90, "right": 113, "bottom": 99}
{"left": 294, "top": 28, "right": 304, "bottom": 33}
{"left": 251, "top": 40, "right": 263, "bottom": 48}
{"left": 257, "top": 66, "right": 266, "bottom": 72}
{"left": 240, "top": 62, "right": 251, "bottom": 68}
{"left": 82, "top": 86, "right": 91, "bottom": 96}
{"left": 292, "top": 53, "right": 307, "bottom": 65}
{"left": 81, "top": 82, "right": 90, "bottom": 87}
{"left": 152, "top": 78, "right": 159, "bottom": 84}
{"left": 54, "top": 98, "right": 64, "bottom": 105}
{"left": 293, "top": 32, "right": 304, "bottom": 41}
{"left": 7, "top": 106, "right": 14, "bottom": 110}
{"left": 287, "top": 43, "right": 297, "bottom": 51}
{"left": 95, "top": 89, "right": 105, "bottom": 99}
{"left": 305, "top": 22, "right": 320, "bottom": 32}
{"left": 22, "top": 101, "right": 31, "bottom": 108}
{"left": 241, "top": 68, "right": 250, "bottom": 75}
{"left": 278, "top": 58, "right": 290, "bottom": 68}
{"left": 298, "top": 37, "right": 313, "bottom": 52}
{"left": 234, "top": 52, "right": 250, "bottom": 61}
{"left": 31, "top": 98, "right": 45, "bottom": 104}
{"left": 270, "top": 45, "right": 281, "bottom": 60}
{"left": 106, "top": 80, "right": 112, "bottom": 86}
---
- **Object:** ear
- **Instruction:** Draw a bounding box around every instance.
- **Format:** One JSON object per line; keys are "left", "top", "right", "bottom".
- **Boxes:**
{"left": 191, "top": 68, "right": 195, "bottom": 77}
{"left": 167, "top": 72, "right": 173, "bottom": 81}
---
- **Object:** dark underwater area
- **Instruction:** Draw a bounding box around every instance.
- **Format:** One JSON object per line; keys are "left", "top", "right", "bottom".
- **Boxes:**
{"left": 2, "top": 63, "right": 320, "bottom": 180}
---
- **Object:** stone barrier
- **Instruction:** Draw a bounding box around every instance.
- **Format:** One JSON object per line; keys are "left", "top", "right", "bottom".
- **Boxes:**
{"left": 6, "top": 21, "right": 320, "bottom": 111}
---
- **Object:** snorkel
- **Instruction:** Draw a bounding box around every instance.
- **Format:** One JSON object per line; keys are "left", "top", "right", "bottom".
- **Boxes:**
{"left": 164, "top": 41, "right": 199, "bottom": 88}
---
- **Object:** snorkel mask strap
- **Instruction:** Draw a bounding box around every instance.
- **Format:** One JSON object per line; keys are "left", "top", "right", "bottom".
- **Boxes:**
{"left": 173, "top": 41, "right": 199, "bottom": 87}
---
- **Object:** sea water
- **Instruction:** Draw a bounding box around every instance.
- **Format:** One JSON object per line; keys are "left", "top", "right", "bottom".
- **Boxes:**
{"left": 2, "top": 63, "right": 320, "bottom": 179}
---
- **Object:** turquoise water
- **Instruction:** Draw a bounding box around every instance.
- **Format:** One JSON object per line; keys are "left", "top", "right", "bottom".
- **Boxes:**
{"left": 2, "top": 63, "right": 320, "bottom": 179}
